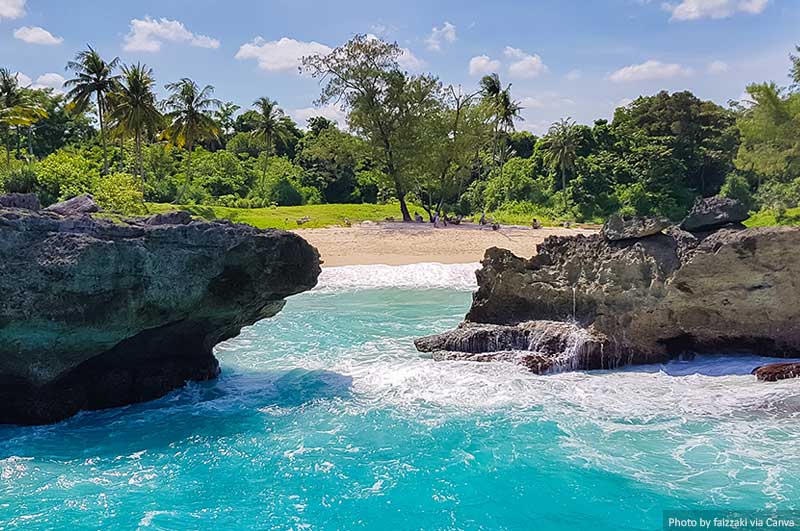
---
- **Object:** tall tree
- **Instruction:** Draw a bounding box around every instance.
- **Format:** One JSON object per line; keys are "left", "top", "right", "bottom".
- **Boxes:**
{"left": 162, "top": 78, "right": 221, "bottom": 202}
{"left": 64, "top": 46, "right": 120, "bottom": 174}
{"left": 544, "top": 118, "right": 579, "bottom": 211}
{"left": 106, "top": 63, "right": 161, "bottom": 189}
{"left": 480, "top": 73, "right": 522, "bottom": 174}
{"left": 250, "top": 97, "right": 291, "bottom": 183}
{"left": 303, "top": 34, "right": 439, "bottom": 221}
{"left": 0, "top": 69, "right": 47, "bottom": 166}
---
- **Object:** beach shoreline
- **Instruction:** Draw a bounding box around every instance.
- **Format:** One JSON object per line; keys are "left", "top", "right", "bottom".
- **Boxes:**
{"left": 295, "top": 221, "right": 598, "bottom": 267}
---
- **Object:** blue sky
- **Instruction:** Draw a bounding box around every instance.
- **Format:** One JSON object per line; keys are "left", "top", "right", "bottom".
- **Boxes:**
{"left": 2, "top": 0, "right": 798, "bottom": 133}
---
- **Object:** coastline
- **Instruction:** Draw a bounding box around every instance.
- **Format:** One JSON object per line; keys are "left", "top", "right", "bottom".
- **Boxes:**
{"left": 295, "top": 222, "right": 598, "bottom": 266}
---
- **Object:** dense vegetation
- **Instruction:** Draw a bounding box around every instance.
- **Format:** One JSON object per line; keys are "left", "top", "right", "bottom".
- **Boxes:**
{"left": 2, "top": 38, "right": 800, "bottom": 225}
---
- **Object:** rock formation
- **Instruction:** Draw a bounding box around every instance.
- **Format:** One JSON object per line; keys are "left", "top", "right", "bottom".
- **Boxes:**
{"left": 417, "top": 198, "right": 800, "bottom": 377}
{"left": 0, "top": 197, "right": 320, "bottom": 424}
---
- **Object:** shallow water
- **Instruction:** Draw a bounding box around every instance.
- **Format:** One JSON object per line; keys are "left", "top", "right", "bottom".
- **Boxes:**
{"left": 2, "top": 263, "right": 799, "bottom": 530}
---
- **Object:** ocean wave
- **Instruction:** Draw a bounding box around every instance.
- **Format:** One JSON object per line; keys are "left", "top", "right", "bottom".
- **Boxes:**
{"left": 313, "top": 262, "right": 480, "bottom": 293}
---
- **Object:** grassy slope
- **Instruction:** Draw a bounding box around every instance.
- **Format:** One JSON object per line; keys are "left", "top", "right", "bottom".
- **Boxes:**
{"left": 743, "top": 207, "right": 800, "bottom": 228}
{"left": 146, "top": 202, "right": 419, "bottom": 229}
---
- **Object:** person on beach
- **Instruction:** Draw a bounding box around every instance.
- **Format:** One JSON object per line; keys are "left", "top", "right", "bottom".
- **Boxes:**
{"left": 433, "top": 211, "right": 439, "bottom": 228}
{"left": 479, "top": 212, "right": 487, "bottom": 225}
{"left": 532, "top": 218, "right": 542, "bottom": 229}
{"left": 414, "top": 212, "right": 424, "bottom": 223}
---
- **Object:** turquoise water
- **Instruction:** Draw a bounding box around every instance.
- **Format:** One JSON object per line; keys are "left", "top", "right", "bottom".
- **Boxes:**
{"left": 2, "top": 264, "right": 799, "bottom": 530}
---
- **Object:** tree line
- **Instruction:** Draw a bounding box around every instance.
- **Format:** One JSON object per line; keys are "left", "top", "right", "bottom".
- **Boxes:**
{"left": 1, "top": 37, "right": 799, "bottom": 222}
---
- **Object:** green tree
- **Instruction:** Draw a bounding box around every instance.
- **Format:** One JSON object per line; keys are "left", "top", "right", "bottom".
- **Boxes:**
{"left": 0, "top": 69, "right": 48, "bottom": 166}
{"left": 163, "top": 78, "right": 221, "bottom": 202}
{"left": 543, "top": 118, "right": 579, "bottom": 211}
{"left": 250, "top": 97, "right": 292, "bottom": 185}
{"left": 64, "top": 46, "right": 120, "bottom": 174}
{"left": 106, "top": 63, "right": 162, "bottom": 190}
{"left": 303, "top": 34, "right": 440, "bottom": 221}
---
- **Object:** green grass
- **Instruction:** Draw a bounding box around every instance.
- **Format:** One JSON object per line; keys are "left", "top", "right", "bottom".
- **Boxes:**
{"left": 744, "top": 207, "right": 800, "bottom": 228}
{"left": 145, "top": 202, "right": 419, "bottom": 229}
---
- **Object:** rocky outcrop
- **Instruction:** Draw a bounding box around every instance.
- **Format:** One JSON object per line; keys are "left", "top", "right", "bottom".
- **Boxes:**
{"left": 43, "top": 193, "right": 101, "bottom": 216}
{"left": 601, "top": 214, "right": 670, "bottom": 241}
{"left": 417, "top": 199, "right": 800, "bottom": 375}
{"left": 0, "top": 192, "right": 40, "bottom": 210}
{"left": 680, "top": 196, "right": 748, "bottom": 231}
{"left": 0, "top": 203, "right": 320, "bottom": 425}
{"left": 753, "top": 363, "right": 800, "bottom": 382}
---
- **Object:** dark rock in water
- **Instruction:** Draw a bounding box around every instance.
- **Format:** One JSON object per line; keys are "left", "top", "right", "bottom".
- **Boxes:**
{"left": 0, "top": 193, "right": 40, "bottom": 210}
{"left": 680, "top": 196, "right": 748, "bottom": 232}
{"left": 44, "top": 193, "right": 101, "bottom": 216}
{"left": 418, "top": 224, "right": 800, "bottom": 374}
{"left": 144, "top": 210, "right": 193, "bottom": 226}
{"left": 0, "top": 204, "right": 320, "bottom": 425}
{"left": 753, "top": 362, "right": 800, "bottom": 382}
{"left": 601, "top": 214, "right": 671, "bottom": 241}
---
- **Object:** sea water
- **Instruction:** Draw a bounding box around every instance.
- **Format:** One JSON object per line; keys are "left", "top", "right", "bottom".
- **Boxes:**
{"left": 1, "top": 263, "right": 799, "bottom": 530}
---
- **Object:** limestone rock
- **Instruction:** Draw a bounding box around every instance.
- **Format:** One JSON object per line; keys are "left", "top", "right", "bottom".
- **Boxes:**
{"left": 418, "top": 225, "right": 800, "bottom": 373}
{"left": 43, "top": 193, "right": 101, "bottom": 216}
{"left": 601, "top": 214, "right": 671, "bottom": 241}
{"left": 680, "top": 196, "right": 748, "bottom": 232}
{"left": 0, "top": 204, "right": 320, "bottom": 425}
{"left": 0, "top": 193, "right": 40, "bottom": 210}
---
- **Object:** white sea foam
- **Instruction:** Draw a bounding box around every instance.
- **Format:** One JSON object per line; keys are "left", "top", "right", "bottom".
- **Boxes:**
{"left": 313, "top": 262, "right": 480, "bottom": 293}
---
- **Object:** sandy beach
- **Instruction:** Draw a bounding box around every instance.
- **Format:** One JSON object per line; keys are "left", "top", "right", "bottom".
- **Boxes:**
{"left": 296, "top": 222, "right": 598, "bottom": 266}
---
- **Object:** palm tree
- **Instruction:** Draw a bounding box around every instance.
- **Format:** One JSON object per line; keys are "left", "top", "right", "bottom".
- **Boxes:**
{"left": 64, "top": 46, "right": 120, "bottom": 174}
{"left": 0, "top": 69, "right": 47, "bottom": 166}
{"left": 162, "top": 78, "right": 221, "bottom": 203}
{"left": 250, "top": 97, "right": 291, "bottom": 184}
{"left": 479, "top": 73, "right": 522, "bottom": 173}
{"left": 105, "top": 63, "right": 161, "bottom": 190}
{"left": 544, "top": 118, "right": 579, "bottom": 211}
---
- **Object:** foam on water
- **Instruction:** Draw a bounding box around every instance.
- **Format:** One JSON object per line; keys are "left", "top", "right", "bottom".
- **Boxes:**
{"left": 314, "top": 262, "right": 479, "bottom": 293}
{"left": 2, "top": 263, "right": 799, "bottom": 530}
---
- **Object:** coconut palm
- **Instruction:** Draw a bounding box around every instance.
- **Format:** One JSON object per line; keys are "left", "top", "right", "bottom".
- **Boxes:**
{"left": 250, "top": 97, "right": 291, "bottom": 183}
{"left": 544, "top": 118, "right": 579, "bottom": 211}
{"left": 162, "top": 78, "right": 221, "bottom": 203}
{"left": 64, "top": 46, "right": 120, "bottom": 174}
{"left": 105, "top": 63, "right": 161, "bottom": 188}
{"left": 479, "top": 73, "right": 522, "bottom": 172}
{"left": 0, "top": 69, "right": 47, "bottom": 166}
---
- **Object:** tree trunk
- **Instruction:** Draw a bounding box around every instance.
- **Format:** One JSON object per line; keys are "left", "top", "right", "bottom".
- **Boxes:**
{"left": 398, "top": 192, "right": 411, "bottom": 222}
{"left": 562, "top": 168, "right": 568, "bottom": 211}
{"left": 176, "top": 145, "right": 193, "bottom": 204}
{"left": 98, "top": 93, "right": 108, "bottom": 175}
{"left": 4, "top": 132, "right": 9, "bottom": 167}
{"left": 136, "top": 130, "right": 144, "bottom": 195}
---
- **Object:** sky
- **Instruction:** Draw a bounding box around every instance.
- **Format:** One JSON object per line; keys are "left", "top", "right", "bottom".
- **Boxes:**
{"left": 1, "top": 0, "right": 798, "bottom": 133}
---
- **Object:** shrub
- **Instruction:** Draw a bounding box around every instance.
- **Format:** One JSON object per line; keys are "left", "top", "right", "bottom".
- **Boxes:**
{"left": 720, "top": 173, "right": 754, "bottom": 211}
{"left": 35, "top": 150, "right": 99, "bottom": 202}
{"left": 93, "top": 173, "right": 146, "bottom": 215}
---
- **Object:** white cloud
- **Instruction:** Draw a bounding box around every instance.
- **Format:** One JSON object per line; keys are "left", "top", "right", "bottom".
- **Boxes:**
{"left": 426, "top": 21, "right": 456, "bottom": 51}
{"left": 664, "top": 0, "right": 768, "bottom": 21}
{"left": 616, "top": 97, "right": 634, "bottom": 108}
{"left": 468, "top": 55, "right": 500, "bottom": 76}
{"left": 519, "top": 93, "right": 575, "bottom": 110}
{"left": 290, "top": 103, "right": 348, "bottom": 128}
{"left": 566, "top": 69, "right": 582, "bottom": 81}
{"left": 0, "top": 0, "right": 25, "bottom": 20}
{"left": 13, "top": 26, "right": 63, "bottom": 46}
{"left": 708, "top": 60, "right": 729, "bottom": 73}
{"left": 609, "top": 59, "right": 692, "bottom": 82}
{"left": 13, "top": 71, "right": 66, "bottom": 92}
{"left": 123, "top": 17, "right": 220, "bottom": 52}
{"left": 397, "top": 47, "right": 425, "bottom": 70}
{"left": 236, "top": 37, "right": 332, "bottom": 73}
{"left": 504, "top": 47, "right": 547, "bottom": 78}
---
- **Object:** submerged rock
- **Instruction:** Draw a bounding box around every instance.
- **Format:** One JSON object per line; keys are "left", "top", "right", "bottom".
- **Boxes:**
{"left": 753, "top": 363, "right": 800, "bottom": 382}
{"left": 601, "top": 214, "right": 671, "bottom": 241}
{"left": 418, "top": 223, "right": 800, "bottom": 374}
{"left": 43, "top": 193, "right": 101, "bottom": 216}
{"left": 0, "top": 204, "right": 320, "bottom": 425}
{"left": 680, "top": 196, "right": 748, "bottom": 231}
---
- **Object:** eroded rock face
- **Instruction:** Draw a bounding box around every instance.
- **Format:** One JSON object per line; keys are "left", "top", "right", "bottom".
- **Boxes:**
{"left": 601, "top": 214, "right": 671, "bottom": 241}
{"left": 753, "top": 363, "right": 800, "bottom": 382}
{"left": 680, "top": 196, "right": 748, "bottom": 231}
{"left": 43, "top": 193, "right": 101, "bottom": 216}
{"left": 418, "top": 223, "right": 800, "bottom": 374}
{"left": 0, "top": 193, "right": 40, "bottom": 210}
{"left": 0, "top": 205, "right": 320, "bottom": 424}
